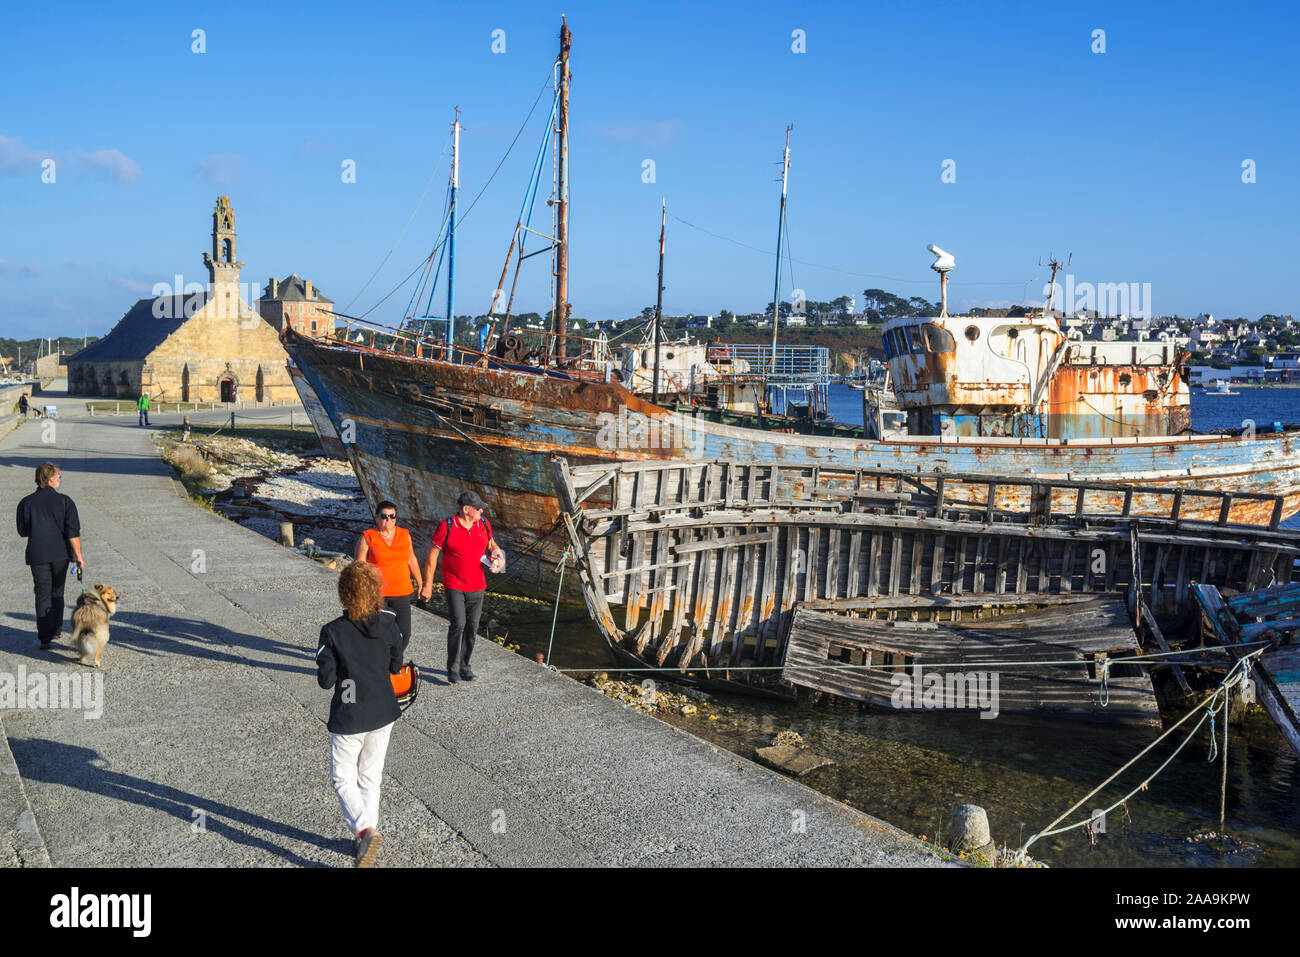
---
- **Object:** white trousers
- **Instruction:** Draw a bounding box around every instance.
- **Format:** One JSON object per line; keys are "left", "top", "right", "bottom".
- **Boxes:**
{"left": 329, "top": 722, "right": 395, "bottom": 836}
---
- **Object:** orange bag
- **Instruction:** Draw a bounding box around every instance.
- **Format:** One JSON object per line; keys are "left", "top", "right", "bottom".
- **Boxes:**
{"left": 391, "top": 661, "right": 419, "bottom": 711}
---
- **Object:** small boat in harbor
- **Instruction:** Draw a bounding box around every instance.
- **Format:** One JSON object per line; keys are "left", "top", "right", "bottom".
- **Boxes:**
{"left": 1202, "top": 378, "right": 1240, "bottom": 396}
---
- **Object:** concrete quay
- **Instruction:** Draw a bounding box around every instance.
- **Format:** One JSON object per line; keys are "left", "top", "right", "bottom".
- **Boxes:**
{"left": 0, "top": 386, "right": 947, "bottom": 867}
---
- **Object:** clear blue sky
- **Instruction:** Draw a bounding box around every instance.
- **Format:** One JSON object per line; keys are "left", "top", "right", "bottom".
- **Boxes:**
{"left": 2, "top": 0, "right": 1297, "bottom": 339}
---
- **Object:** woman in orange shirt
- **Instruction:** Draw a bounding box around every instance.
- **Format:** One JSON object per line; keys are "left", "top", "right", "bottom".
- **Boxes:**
{"left": 353, "top": 500, "right": 422, "bottom": 651}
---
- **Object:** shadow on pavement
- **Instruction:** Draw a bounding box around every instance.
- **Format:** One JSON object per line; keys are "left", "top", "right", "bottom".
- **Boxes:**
{"left": 9, "top": 738, "right": 349, "bottom": 866}
{"left": 0, "top": 618, "right": 62, "bottom": 661}
{"left": 0, "top": 450, "right": 167, "bottom": 477}
{"left": 0, "top": 613, "right": 315, "bottom": 676}
{"left": 106, "top": 612, "right": 317, "bottom": 676}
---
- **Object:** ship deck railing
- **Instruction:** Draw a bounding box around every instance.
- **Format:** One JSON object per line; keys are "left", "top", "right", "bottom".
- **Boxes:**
{"left": 558, "top": 457, "right": 1290, "bottom": 533}
{"left": 708, "top": 343, "right": 832, "bottom": 384}
{"left": 317, "top": 310, "right": 616, "bottom": 370}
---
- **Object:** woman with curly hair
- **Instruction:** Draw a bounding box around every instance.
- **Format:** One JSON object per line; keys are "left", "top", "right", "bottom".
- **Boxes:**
{"left": 317, "top": 560, "right": 404, "bottom": 867}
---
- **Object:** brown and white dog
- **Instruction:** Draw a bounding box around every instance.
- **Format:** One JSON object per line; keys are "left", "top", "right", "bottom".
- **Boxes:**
{"left": 71, "top": 584, "right": 118, "bottom": 668}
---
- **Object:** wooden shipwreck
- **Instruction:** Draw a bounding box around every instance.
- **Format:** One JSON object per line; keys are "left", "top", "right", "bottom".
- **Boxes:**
{"left": 785, "top": 597, "right": 1158, "bottom": 724}
{"left": 1194, "top": 583, "right": 1300, "bottom": 756}
{"left": 551, "top": 456, "right": 1300, "bottom": 720}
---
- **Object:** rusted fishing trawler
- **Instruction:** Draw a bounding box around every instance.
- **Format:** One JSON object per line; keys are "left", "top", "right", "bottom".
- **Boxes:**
{"left": 283, "top": 18, "right": 1300, "bottom": 604}
{"left": 550, "top": 456, "right": 1300, "bottom": 719}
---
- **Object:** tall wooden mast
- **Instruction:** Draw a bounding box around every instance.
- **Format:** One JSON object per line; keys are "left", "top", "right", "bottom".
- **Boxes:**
{"left": 768, "top": 125, "right": 791, "bottom": 374}
{"left": 553, "top": 17, "right": 572, "bottom": 362}
{"left": 653, "top": 198, "right": 666, "bottom": 403}
{"left": 446, "top": 106, "right": 460, "bottom": 353}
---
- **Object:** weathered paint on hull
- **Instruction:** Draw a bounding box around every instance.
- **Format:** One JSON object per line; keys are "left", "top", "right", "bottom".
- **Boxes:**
{"left": 287, "top": 360, "right": 346, "bottom": 458}
{"left": 285, "top": 331, "right": 1300, "bottom": 596}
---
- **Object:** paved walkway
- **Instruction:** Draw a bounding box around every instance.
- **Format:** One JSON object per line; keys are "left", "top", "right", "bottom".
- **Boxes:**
{"left": 0, "top": 388, "right": 945, "bottom": 867}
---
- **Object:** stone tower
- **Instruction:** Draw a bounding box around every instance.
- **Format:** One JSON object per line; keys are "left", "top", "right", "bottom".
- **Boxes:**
{"left": 202, "top": 196, "right": 245, "bottom": 318}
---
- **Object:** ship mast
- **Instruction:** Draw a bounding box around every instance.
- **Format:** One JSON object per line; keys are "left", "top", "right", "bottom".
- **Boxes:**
{"left": 768, "top": 125, "right": 791, "bottom": 376}
{"left": 1040, "top": 253, "right": 1071, "bottom": 326}
{"left": 653, "top": 198, "right": 666, "bottom": 403}
{"left": 552, "top": 17, "right": 572, "bottom": 364}
{"left": 447, "top": 106, "right": 460, "bottom": 354}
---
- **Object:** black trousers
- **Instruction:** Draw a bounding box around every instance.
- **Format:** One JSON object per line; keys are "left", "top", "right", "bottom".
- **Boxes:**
{"left": 445, "top": 589, "right": 483, "bottom": 675}
{"left": 31, "top": 560, "right": 70, "bottom": 644}
{"left": 384, "top": 594, "right": 412, "bottom": 652}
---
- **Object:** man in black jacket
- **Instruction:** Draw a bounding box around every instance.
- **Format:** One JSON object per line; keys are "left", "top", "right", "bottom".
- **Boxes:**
{"left": 317, "top": 561, "right": 404, "bottom": 867}
{"left": 16, "top": 462, "right": 86, "bottom": 649}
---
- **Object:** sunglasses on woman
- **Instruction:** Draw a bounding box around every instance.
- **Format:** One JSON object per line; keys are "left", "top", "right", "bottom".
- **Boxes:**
{"left": 379, "top": 513, "right": 397, "bottom": 521}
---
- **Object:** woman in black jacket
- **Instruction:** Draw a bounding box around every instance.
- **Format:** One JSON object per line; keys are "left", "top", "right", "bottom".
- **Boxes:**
{"left": 318, "top": 561, "right": 404, "bottom": 867}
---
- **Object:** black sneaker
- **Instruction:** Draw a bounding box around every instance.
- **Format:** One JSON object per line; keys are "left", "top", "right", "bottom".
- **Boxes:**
{"left": 459, "top": 669, "right": 477, "bottom": 681}
{"left": 446, "top": 671, "right": 460, "bottom": 684}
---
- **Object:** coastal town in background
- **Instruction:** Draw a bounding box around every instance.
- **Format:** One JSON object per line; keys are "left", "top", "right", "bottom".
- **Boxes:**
{"left": 7, "top": 291, "right": 1300, "bottom": 392}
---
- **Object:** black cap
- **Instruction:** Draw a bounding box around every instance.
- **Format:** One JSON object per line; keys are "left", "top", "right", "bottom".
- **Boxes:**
{"left": 458, "top": 490, "right": 486, "bottom": 511}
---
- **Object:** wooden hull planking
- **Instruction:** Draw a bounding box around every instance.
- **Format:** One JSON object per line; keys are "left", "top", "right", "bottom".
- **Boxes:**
{"left": 784, "top": 598, "right": 1160, "bottom": 725}
{"left": 550, "top": 457, "right": 1300, "bottom": 713}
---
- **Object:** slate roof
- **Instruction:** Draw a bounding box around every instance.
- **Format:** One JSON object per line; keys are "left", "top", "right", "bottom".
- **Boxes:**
{"left": 69, "top": 293, "right": 208, "bottom": 363}
{"left": 264, "top": 274, "right": 332, "bottom": 303}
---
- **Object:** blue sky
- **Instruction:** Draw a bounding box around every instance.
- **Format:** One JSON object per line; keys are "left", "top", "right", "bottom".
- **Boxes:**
{"left": 1, "top": 0, "right": 1297, "bottom": 338}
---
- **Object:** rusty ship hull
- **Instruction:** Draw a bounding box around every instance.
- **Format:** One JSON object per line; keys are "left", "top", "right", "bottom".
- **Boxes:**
{"left": 284, "top": 329, "right": 1300, "bottom": 598}
{"left": 287, "top": 356, "right": 346, "bottom": 458}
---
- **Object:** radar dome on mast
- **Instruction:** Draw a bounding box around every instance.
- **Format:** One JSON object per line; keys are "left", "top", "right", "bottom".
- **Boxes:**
{"left": 927, "top": 245, "right": 954, "bottom": 316}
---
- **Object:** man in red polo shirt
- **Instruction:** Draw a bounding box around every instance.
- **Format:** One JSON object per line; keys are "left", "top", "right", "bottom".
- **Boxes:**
{"left": 419, "top": 491, "right": 503, "bottom": 683}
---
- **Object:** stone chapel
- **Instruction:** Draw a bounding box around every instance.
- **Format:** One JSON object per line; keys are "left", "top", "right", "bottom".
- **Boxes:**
{"left": 68, "top": 197, "right": 297, "bottom": 403}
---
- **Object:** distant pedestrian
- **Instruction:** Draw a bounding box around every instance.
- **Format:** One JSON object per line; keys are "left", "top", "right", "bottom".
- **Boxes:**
{"left": 16, "top": 462, "right": 86, "bottom": 649}
{"left": 18, "top": 393, "right": 28, "bottom": 420}
{"left": 354, "top": 500, "right": 422, "bottom": 652}
{"left": 182, "top": 416, "right": 192, "bottom": 442}
{"left": 317, "top": 561, "right": 404, "bottom": 868}
{"left": 419, "top": 491, "right": 503, "bottom": 683}
{"left": 136, "top": 392, "right": 151, "bottom": 427}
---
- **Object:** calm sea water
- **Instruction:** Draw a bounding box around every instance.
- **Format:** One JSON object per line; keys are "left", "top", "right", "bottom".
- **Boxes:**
{"left": 503, "top": 387, "right": 1300, "bottom": 868}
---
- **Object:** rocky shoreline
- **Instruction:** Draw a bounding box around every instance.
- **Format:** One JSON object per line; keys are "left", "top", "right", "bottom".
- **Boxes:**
{"left": 156, "top": 429, "right": 370, "bottom": 555}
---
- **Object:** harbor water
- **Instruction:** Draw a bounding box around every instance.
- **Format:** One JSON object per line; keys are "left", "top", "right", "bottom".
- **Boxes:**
{"left": 503, "top": 387, "right": 1300, "bottom": 868}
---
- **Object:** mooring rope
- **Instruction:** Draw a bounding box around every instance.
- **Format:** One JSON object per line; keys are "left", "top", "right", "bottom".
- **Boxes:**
{"left": 544, "top": 547, "right": 572, "bottom": 668}
{"left": 1014, "top": 650, "right": 1260, "bottom": 863}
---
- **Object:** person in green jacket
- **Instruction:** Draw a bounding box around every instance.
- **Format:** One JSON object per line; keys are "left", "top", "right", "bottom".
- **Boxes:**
{"left": 137, "top": 392, "right": 150, "bottom": 427}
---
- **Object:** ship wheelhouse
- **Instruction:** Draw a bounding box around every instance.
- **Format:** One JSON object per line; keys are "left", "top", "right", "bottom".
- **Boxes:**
{"left": 883, "top": 313, "right": 1190, "bottom": 440}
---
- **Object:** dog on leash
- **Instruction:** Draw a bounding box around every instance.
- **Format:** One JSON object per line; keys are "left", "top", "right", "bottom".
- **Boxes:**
{"left": 71, "top": 584, "right": 118, "bottom": 668}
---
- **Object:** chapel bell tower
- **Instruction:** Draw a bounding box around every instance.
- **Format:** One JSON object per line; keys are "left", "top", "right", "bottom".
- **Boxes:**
{"left": 203, "top": 196, "right": 245, "bottom": 317}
